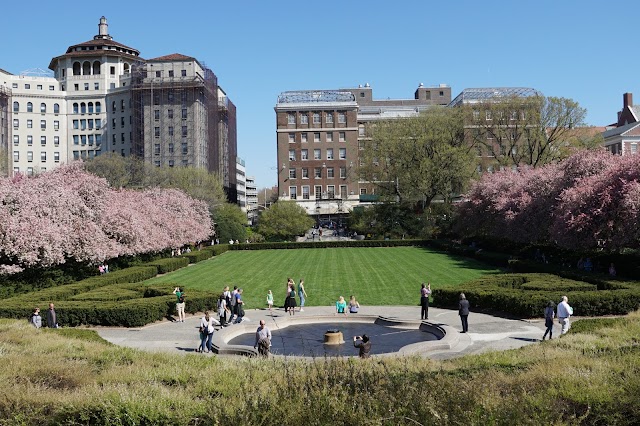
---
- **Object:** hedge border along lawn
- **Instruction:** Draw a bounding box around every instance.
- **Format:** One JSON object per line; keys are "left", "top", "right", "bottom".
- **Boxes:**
{"left": 432, "top": 273, "right": 640, "bottom": 317}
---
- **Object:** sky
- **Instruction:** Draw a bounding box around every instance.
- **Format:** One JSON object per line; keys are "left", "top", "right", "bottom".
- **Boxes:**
{"left": 1, "top": 1, "right": 637, "bottom": 188}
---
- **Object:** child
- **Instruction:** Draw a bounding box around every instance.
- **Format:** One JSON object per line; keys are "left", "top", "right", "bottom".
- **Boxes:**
{"left": 267, "top": 290, "right": 274, "bottom": 312}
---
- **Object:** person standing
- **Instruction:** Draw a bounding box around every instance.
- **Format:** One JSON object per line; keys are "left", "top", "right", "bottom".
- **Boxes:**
{"left": 29, "top": 307, "right": 42, "bottom": 328}
{"left": 46, "top": 303, "right": 58, "bottom": 328}
{"left": 173, "top": 287, "right": 186, "bottom": 322}
{"left": 458, "top": 293, "right": 470, "bottom": 333}
{"left": 298, "top": 279, "right": 307, "bottom": 312}
{"left": 254, "top": 320, "right": 272, "bottom": 357}
{"left": 266, "top": 290, "right": 274, "bottom": 312}
{"left": 420, "top": 282, "right": 431, "bottom": 320}
{"left": 542, "top": 300, "right": 555, "bottom": 340}
{"left": 199, "top": 311, "right": 215, "bottom": 353}
{"left": 218, "top": 294, "right": 229, "bottom": 327}
{"left": 353, "top": 334, "right": 371, "bottom": 358}
{"left": 230, "top": 286, "right": 239, "bottom": 322}
{"left": 234, "top": 288, "right": 246, "bottom": 323}
{"left": 557, "top": 295, "right": 574, "bottom": 335}
{"left": 286, "top": 285, "right": 296, "bottom": 316}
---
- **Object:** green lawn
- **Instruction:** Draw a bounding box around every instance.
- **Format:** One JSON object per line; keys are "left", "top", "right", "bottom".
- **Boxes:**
{"left": 145, "top": 247, "right": 501, "bottom": 309}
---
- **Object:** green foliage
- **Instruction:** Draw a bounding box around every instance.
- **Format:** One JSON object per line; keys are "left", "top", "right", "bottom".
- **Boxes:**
{"left": 359, "top": 107, "right": 475, "bottom": 206}
{"left": 211, "top": 202, "right": 248, "bottom": 242}
{"left": 257, "top": 201, "right": 314, "bottom": 241}
{"left": 570, "top": 317, "right": 628, "bottom": 334}
{"left": 146, "top": 257, "right": 190, "bottom": 274}
{"left": 181, "top": 250, "right": 214, "bottom": 264}
{"left": 432, "top": 273, "right": 640, "bottom": 317}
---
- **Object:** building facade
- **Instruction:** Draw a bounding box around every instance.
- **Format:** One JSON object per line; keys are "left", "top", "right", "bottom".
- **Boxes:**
{"left": 245, "top": 175, "right": 258, "bottom": 225}
{"left": 274, "top": 84, "right": 451, "bottom": 218}
{"left": 236, "top": 156, "right": 246, "bottom": 212}
{"left": 602, "top": 92, "right": 640, "bottom": 155}
{"left": 0, "top": 17, "right": 237, "bottom": 201}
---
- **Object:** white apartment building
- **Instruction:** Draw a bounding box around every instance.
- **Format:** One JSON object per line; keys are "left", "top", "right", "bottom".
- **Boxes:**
{"left": 245, "top": 175, "right": 258, "bottom": 225}
{"left": 236, "top": 156, "right": 246, "bottom": 211}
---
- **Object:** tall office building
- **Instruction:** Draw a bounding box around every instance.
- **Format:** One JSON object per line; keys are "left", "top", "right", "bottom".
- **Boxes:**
{"left": 0, "top": 17, "right": 237, "bottom": 200}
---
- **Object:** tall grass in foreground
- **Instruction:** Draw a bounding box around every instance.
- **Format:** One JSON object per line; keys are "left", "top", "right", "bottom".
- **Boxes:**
{"left": 0, "top": 313, "right": 639, "bottom": 425}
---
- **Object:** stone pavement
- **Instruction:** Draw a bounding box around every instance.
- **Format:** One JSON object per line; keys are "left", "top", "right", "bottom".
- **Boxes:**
{"left": 95, "top": 305, "right": 552, "bottom": 360}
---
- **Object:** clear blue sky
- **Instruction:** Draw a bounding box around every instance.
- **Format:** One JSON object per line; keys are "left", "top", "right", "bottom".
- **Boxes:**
{"left": 1, "top": 1, "right": 636, "bottom": 188}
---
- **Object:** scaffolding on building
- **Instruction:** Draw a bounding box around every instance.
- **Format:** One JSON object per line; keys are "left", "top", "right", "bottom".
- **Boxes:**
{"left": 0, "top": 86, "right": 10, "bottom": 176}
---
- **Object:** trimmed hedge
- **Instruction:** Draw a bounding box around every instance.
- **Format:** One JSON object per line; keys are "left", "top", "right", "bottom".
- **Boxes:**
{"left": 146, "top": 257, "right": 190, "bottom": 274}
{"left": 227, "top": 239, "right": 433, "bottom": 251}
{"left": 432, "top": 273, "right": 640, "bottom": 317}
{"left": 181, "top": 250, "right": 213, "bottom": 264}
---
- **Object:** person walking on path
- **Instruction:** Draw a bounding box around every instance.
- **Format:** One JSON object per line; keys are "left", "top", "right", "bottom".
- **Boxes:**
{"left": 173, "top": 287, "right": 186, "bottom": 322}
{"left": 542, "top": 300, "right": 555, "bottom": 340}
{"left": 234, "top": 289, "right": 247, "bottom": 323}
{"left": 458, "top": 293, "right": 470, "bottom": 333}
{"left": 29, "top": 307, "right": 42, "bottom": 328}
{"left": 254, "top": 320, "right": 272, "bottom": 357}
{"left": 420, "top": 282, "right": 431, "bottom": 320}
{"left": 46, "top": 303, "right": 58, "bottom": 328}
{"left": 199, "top": 311, "right": 215, "bottom": 353}
{"left": 557, "top": 295, "right": 574, "bottom": 335}
{"left": 298, "top": 279, "right": 307, "bottom": 312}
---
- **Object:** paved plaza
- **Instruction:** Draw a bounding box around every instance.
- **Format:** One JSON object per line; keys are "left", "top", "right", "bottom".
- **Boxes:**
{"left": 95, "top": 305, "right": 553, "bottom": 360}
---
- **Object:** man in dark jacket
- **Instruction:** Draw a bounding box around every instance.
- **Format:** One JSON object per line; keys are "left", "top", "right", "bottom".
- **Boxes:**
{"left": 458, "top": 293, "right": 470, "bottom": 333}
{"left": 46, "top": 303, "right": 58, "bottom": 328}
{"left": 353, "top": 334, "right": 371, "bottom": 358}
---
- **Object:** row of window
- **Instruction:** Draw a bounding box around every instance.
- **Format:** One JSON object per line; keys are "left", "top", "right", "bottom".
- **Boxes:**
{"left": 472, "top": 110, "right": 527, "bottom": 121}
{"left": 112, "top": 116, "right": 131, "bottom": 129}
{"left": 287, "top": 185, "right": 349, "bottom": 200}
{"left": 289, "top": 148, "right": 346, "bottom": 161}
{"left": 154, "top": 126, "right": 188, "bottom": 138}
{"left": 13, "top": 151, "right": 60, "bottom": 163}
{"left": 13, "top": 102, "right": 60, "bottom": 114}
{"left": 288, "top": 131, "right": 346, "bottom": 143}
{"left": 73, "top": 102, "right": 102, "bottom": 114}
{"left": 13, "top": 135, "right": 60, "bottom": 146}
{"left": 153, "top": 91, "right": 190, "bottom": 105}
{"left": 154, "top": 109, "right": 188, "bottom": 120}
{"left": 150, "top": 69, "right": 187, "bottom": 78}
{"left": 73, "top": 150, "right": 101, "bottom": 161}
{"left": 73, "top": 134, "right": 103, "bottom": 146}
{"left": 287, "top": 166, "right": 348, "bottom": 180}
{"left": 154, "top": 143, "right": 189, "bottom": 155}
{"left": 287, "top": 111, "right": 347, "bottom": 126}
{"left": 11, "top": 83, "right": 56, "bottom": 91}
{"left": 13, "top": 119, "right": 60, "bottom": 130}
{"left": 13, "top": 166, "right": 46, "bottom": 176}
{"left": 73, "top": 119, "right": 102, "bottom": 130}
{"left": 154, "top": 159, "right": 189, "bottom": 167}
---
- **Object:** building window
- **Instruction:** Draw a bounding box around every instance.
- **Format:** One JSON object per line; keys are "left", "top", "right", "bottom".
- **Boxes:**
{"left": 168, "top": 70, "right": 174, "bottom": 77}
{"left": 288, "top": 113, "right": 295, "bottom": 125}
{"left": 87, "top": 119, "right": 93, "bottom": 130}
{"left": 289, "top": 149, "right": 296, "bottom": 161}
{"left": 53, "top": 103, "right": 60, "bottom": 114}
{"left": 155, "top": 127, "right": 160, "bottom": 138}
{"left": 327, "top": 167, "right": 334, "bottom": 178}
{"left": 154, "top": 144, "right": 160, "bottom": 155}
{"left": 121, "top": 133, "right": 125, "bottom": 142}
{"left": 88, "top": 135, "right": 94, "bottom": 145}
{"left": 40, "top": 136, "right": 46, "bottom": 146}
{"left": 81, "top": 135, "right": 87, "bottom": 145}
{"left": 327, "top": 185, "right": 335, "bottom": 198}
{"left": 182, "top": 126, "right": 188, "bottom": 137}
{"left": 26, "top": 119, "right": 32, "bottom": 128}
{"left": 39, "top": 120, "right": 45, "bottom": 130}
{"left": 27, "top": 135, "right": 32, "bottom": 146}
{"left": 182, "top": 142, "right": 188, "bottom": 154}
{"left": 339, "top": 148, "right": 346, "bottom": 159}
{"left": 54, "top": 152, "right": 60, "bottom": 162}
{"left": 182, "top": 108, "right": 187, "bottom": 119}
{"left": 154, "top": 110, "right": 160, "bottom": 120}
{"left": 41, "top": 152, "right": 47, "bottom": 162}
{"left": 326, "top": 132, "right": 333, "bottom": 142}
{"left": 13, "top": 101, "right": 19, "bottom": 112}
{"left": 314, "top": 132, "right": 321, "bottom": 142}
{"left": 339, "top": 132, "right": 346, "bottom": 142}
{"left": 289, "top": 186, "right": 297, "bottom": 200}
{"left": 313, "top": 112, "right": 321, "bottom": 124}
{"left": 338, "top": 112, "right": 346, "bottom": 123}
{"left": 359, "top": 125, "right": 365, "bottom": 136}
{"left": 314, "top": 167, "right": 322, "bottom": 178}
{"left": 302, "top": 168, "right": 309, "bottom": 178}
{"left": 326, "top": 148, "right": 334, "bottom": 160}
{"left": 95, "top": 135, "right": 101, "bottom": 145}
{"left": 13, "top": 135, "right": 19, "bottom": 145}
{"left": 632, "top": 143, "right": 638, "bottom": 154}
{"left": 74, "top": 120, "right": 81, "bottom": 130}
{"left": 168, "top": 91, "right": 174, "bottom": 102}
{"left": 326, "top": 112, "right": 333, "bottom": 124}
{"left": 13, "top": 119, "right": 18, "bottom": 129}
{"left": 340, "top": 167, "right": 347, "bottom": 178}
{"left": 168, "top": 126, "right": 174, "bottom": 136}
{"left": 486, "top": 111, "right": 492, "bottom": 121}
{"left": 13, "top": 151, "right": 19, "bottom": 162}
{"left": 300, "top": 114, "right": 308, "bottom": 124}
{"left": 288, "top": 168, "right": 297, "bottom": 179}
{"left": 81, "top": 103, "right": 86, "bottom": 114}
{"left": 301, "top": 149, "right": 308, "bottom": 160}
{"left": 37, "top": 84, "right": 43, "bottom": 90}
{"left": 40, "top": 103, "right": 46, "bottom": 113}
{"left": 95, "top": 119, "right": 101, "bottom": 130}
{"left": 181, "top": 69, "right": 187, "bottom": 77}
{"left": 301, "top": 133, "right": 308, "bottom": 143}
{"left": 340, "top": 185, "right": 347, "bottom": 198}
{"left": 302, "top": 186, "right": 310, "bottom": 200}
{"left": 314, "top": 149, "right": 321, "bottom": 160}
{"left": 27, "top": 102, "right": 33, "bottom": 112}
{"left": 27, "top": 151, "right": 33, "bottom": 162}
{"left": 25, "top": 84, "right": 30, "bottom": 90}
{"left": 168, "top": 143, "right": 174, "bottom": 153}
{"left": 288, "top": 133, "right": 295, "bottom": 143}
{"left": 111, "top": 134, "right": 116, "bottom": 144}
{"left": 168, "top": 109, "right": 174, "bottom": 119}
{"left": 27, "top": 167, "right": 34, "bottom": 176}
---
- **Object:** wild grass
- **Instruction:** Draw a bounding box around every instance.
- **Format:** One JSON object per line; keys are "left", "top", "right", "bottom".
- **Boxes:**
{"left": 1, "top": 312, "right": 639, "bottom": 425}
{"left": 145, "top": 247, "right": 501, "bottom": 308}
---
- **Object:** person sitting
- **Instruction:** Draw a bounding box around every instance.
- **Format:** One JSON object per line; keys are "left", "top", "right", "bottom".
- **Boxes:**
{"left": 335, "top": 296, "right": 347, "bottom": 316}
{"left": 348, "top": 295, "right": 360, "bottom": 313}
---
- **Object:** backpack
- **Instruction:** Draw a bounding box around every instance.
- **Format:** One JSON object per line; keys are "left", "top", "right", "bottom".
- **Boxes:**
{"left": 179, "top": 294, "right": 185, "bottom": 303}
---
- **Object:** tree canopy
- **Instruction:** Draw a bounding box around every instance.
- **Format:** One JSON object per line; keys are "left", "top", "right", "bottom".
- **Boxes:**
{"left": 212, "top": 203, "right": 247, "bottom": 243}
{"left": 358, "top": 107, "right": 475, "bottom": 207}
{"left": 258, "top": 201, "right": 314, "bottom": 241}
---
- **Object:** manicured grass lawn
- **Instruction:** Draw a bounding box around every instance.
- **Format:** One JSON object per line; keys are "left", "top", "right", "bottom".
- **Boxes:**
{"left": 145, "top": 247, "right": 501, "bottom": 309}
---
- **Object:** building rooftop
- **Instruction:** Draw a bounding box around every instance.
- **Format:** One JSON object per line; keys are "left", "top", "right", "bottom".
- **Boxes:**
{"left": 277, "top": 90, "right": 356, "bottom": 104}
{"left": 449, "top": 87, "right": 542, "bottom": 107}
